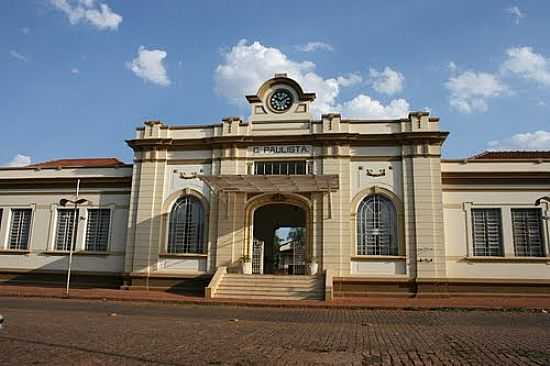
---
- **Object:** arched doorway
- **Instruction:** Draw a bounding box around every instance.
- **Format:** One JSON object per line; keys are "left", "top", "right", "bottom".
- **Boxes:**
{"left": 252, "top": 203, "right": 307, "bottom": 275}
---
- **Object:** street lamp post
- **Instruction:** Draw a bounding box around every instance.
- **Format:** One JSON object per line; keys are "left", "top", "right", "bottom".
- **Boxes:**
{"left": 59, "top": 179, "right": 88, "bottom": 297}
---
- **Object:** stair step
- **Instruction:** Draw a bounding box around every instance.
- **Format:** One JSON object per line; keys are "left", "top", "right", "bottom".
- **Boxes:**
{"left": 224, "top": 274, "right": 319, "bottom": 280}
{"left": 220, "top": 284, "right": 322, "bottom": 290}
{"left": 217, "top": 287, "right": 323, "bottom": 294}
{"left": 221, "top": 280, "right": 319, "bottom": 286}
{"left": 223, "top": 276, "right": 319, "bottom": 280}
{"left": 215, "top": 293, "right": 323, "bottom": 301}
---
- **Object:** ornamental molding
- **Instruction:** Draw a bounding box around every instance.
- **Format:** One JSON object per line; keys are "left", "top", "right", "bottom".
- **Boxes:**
{"left": 366, "top": 168, "right": 386, "bottom": 177}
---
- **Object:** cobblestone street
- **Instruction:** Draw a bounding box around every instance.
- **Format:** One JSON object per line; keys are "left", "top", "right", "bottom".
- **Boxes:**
{"left": 1, "top": 297, "right": 550, "bottom": 365}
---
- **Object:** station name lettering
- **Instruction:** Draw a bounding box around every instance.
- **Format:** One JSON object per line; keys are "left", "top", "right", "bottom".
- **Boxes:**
{"left": 252, "top": 145, "right": 311, "bottom": 155}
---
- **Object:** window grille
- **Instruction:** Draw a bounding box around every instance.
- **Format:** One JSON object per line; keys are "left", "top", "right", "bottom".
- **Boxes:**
{"left": 252, "top": 239, "right": 264, "bottom": 274}
{"left": 9, "top": 209, "right": 32, "bottom": 250}
{"left": 512, "top": 208, "right": 544, "bottom": 257}
{"left": 254, "top": 160, "right": 307, "bottom": 175}
{"left": 85, "top": 209, "right": 111, "bottom": 252}
{"left": 357, "top": 195, "right": 398, "bottom": 256}
{"left": 168, "top": 196, "right": 205, "bottom": 254}
{"left": 55, "top": 209, "right": 76, "bottom": 251}
{"left": 471, "top": 208, "right": 504, "bottom": 256}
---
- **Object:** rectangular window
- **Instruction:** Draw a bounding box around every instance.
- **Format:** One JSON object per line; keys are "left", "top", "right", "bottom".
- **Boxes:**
{"left": 85, "top": 209, "right": 111, "bottom": 252}
{"left": 9, "top": 209, "right": 32, "bottom": 250}
{"left": 55, "top": 209, "right": 76, "bottom": 251}
{"left": 254, "top": 160, "right": 307, "bottom": 175}
{"left": 471, "top": 208, "right": 503, "bottom": 256}
{"left": 512, "top": 208, "right": 545, "bottom": 257}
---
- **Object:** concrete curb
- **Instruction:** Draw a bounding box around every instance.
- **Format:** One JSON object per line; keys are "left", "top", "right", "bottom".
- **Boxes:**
{"left": 1, "top": 289, "right": 549, "bottom": 313}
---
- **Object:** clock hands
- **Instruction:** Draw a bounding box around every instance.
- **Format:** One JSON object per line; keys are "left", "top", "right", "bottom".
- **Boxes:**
{"left": 269, "top": 89, "right": 293, "bottom": 111}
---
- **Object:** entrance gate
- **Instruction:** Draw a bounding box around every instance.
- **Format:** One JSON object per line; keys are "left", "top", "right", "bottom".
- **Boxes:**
{"left": 277, "top": 238, "right": 306, "bottom": 275}
{"left": 252, "top": 237, "right": 306, "bottom": 275}
{"left": 252, "top": 239, "right": 264, "bottom": 274}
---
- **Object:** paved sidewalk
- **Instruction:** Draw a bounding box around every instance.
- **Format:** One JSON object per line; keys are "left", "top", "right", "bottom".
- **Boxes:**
{"left": 2, "top": 284, "right": 550, "bottom": 311}
{"left": 2, "top": 296, "right": 550, "bottom": 365}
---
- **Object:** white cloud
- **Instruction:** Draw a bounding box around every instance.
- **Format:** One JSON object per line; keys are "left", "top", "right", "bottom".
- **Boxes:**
{"left": 21, "top": 27, "right": 30, "bottom": 35}
{"left": 340, "top": 95, "right": 410, "bottom": 119}
{"left": 501, "top": 47, "right": 550, "bottom": 86}
{"left": 50, "top": 0, "right": 122, "bottom": 31}
{"left": 445, "top": 71, "right": 507, "bottom": 113}
{"left": 5, "top": 154, "right": 31, "bottom": 167}
{"left": 506, "top": 6, "right": 525, "bottom": 24}
{"left": 215, "top": 40, "right": 317, "bottom": 104}
{"left": 488, "top": 130, "right": 550, "bottom": 150}
{"left": 71, "top": 67, "right": 80, "bottom": 74}
{"left": 127, "top": 46, "right": 170, "bottom": 87}
{"left": 214, "top": 40, "right": 410, "bottom": 119}
{"left": 9, "top": 50, "right": 29, "bottom": 63}
{"left": 369, "top": 67, "right": 405, "bottom": 95}
{"left": 296, "top": 41, "right": 334, "bottom": 52}
{"left": 335, "top": 73, "right": 363, "bottom": 87}
{"left": 448, "top": 61, "right": 457, "bottom": 74}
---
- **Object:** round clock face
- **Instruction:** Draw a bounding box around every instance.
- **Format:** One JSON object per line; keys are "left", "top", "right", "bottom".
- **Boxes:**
{"left": 269, "top": 89, "right": 294, "bottom": 112}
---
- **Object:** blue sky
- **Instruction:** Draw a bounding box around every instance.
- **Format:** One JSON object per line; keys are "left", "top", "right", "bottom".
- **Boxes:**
{"left": 2, "top": 0, "right": 550, "bottom": 166}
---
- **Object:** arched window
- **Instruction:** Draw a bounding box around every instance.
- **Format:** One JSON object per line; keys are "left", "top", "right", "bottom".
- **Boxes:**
{"left": 357, "top": 194, "right": 398, "bottom": 256}
{"left": 167, "top": 195, "right": 205, "bottom": 254}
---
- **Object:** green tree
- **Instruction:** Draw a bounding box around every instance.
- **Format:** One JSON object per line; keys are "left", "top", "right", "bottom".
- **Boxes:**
{"left": 287, "top": 227, "right": 305, "bottom": 242}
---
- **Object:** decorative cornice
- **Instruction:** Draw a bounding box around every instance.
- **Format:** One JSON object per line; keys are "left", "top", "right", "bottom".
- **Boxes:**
{"left": 442, "top": 171, "right": 550, "bottom": 185}
{"left": 126, "top": 131, "right": 449, "bottom": 151}
{"left": 443, "top": 158, "right": 550, "bottom": 163}
{"left": 0, "top": 177, "right": 132, "bottom": 190}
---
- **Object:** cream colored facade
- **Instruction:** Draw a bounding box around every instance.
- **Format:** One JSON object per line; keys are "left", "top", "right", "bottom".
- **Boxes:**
{"left": 1, "top": 75, "right": 549, "bottom": 297}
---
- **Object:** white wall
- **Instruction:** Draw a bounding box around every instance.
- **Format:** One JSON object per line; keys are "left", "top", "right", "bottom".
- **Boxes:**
{"left": 0, "top": 189, "right": 130, "bottom": 274}
{"left": 443, "top": 190, "right": 550, "bottom": 280}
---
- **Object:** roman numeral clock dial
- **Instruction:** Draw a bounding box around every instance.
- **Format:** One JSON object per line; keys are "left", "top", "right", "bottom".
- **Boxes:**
{"left": 269, "top": 89, "right": 294, "bottom": 112}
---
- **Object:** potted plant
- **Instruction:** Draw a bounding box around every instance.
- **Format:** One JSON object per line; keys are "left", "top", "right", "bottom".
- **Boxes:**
{"left": 306, "top": 256, "right": 319, "bottom": 275}
{"left": 241, "top": 255, "right": 252, "bottom": 274}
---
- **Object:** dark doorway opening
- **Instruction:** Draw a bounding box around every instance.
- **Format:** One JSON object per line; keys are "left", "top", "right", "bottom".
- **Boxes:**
{"left": 252, "top": 204, "right": 306, "bottom": 275}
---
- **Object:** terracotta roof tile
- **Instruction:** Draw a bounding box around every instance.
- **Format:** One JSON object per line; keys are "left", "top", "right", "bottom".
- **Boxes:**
{"left": 468, "top": 151, "right": 550, "bottom": 160}
{"left": 27, "top": 158, "right": 126, "bottom": 169}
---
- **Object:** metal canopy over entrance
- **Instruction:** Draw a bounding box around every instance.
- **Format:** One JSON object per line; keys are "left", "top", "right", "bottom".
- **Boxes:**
{"left": 198, "top": 175, "right": 339, "bottom": 193}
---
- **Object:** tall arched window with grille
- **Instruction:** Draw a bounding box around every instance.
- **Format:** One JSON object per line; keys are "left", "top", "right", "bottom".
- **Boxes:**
{"left": 357, "top": 194, "right": 398, "bottom": 256}
{"left": 167, "top": 195, "right": 205, "bottom": 254}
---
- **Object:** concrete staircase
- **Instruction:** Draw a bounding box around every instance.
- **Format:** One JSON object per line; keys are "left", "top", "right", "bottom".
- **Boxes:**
{"left": 212, "top": 273, "right": 325, "bottom": 301}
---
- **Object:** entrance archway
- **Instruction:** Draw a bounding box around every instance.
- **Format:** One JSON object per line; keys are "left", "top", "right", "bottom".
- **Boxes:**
{"left": 250, "top": 201, "right": 308, "bottom": 275}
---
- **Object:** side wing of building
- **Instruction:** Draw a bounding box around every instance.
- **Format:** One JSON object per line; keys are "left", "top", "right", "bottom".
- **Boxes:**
{"left": 439, "top": 154, "right": 550, "bottom": 294}
{"left": 0, "top": 163, "right": 132, "bottom": 287}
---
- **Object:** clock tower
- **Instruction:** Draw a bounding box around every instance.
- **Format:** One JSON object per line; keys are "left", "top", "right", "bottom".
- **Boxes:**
{"left": 246, "top": 73, "right": 316, "bottom": 122}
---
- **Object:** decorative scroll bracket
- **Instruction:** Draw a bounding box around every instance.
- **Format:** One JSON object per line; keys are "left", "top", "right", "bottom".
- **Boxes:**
{"left": 179, "top": 172, "right": 199, "bottom": 180}
{"left": 366, "top": 168, "right": 386, "bottom": 177}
